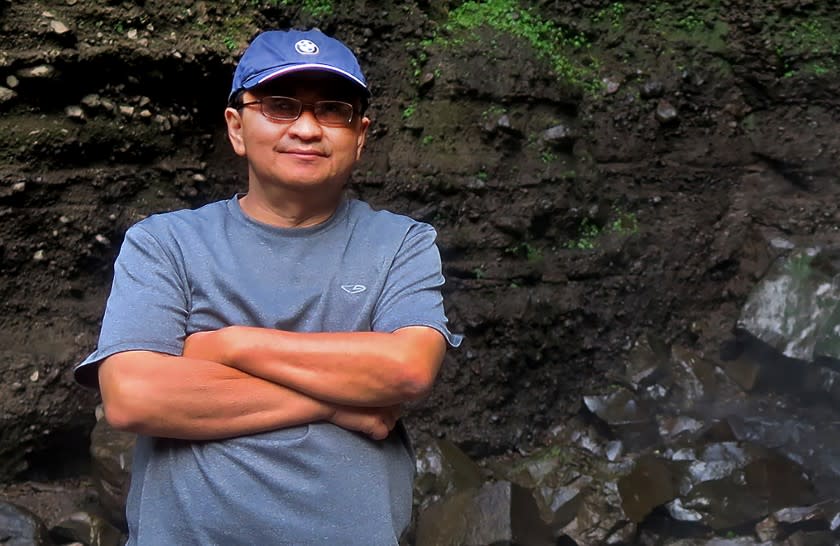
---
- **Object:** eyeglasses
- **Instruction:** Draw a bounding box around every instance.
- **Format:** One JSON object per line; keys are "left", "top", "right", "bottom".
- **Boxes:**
{"left": 238, "top": 96, "right": 355, "bottom": 126}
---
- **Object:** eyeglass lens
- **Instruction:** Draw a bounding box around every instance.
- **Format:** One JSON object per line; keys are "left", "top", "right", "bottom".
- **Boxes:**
{"left": 262, "top": 97, "right": 353, "bottom": 125}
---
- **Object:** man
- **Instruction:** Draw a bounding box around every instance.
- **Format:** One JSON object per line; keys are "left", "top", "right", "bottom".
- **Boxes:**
{"left": 75, "top": 28, "right": 460, "bottom": 545}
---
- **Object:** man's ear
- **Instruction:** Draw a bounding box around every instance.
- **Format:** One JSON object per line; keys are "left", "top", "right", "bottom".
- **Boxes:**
{"left": 225, "top": 107, "right": 246, "bottom": 157}
{"left": 355, "top": 116, "right": 370, "bottom": 161}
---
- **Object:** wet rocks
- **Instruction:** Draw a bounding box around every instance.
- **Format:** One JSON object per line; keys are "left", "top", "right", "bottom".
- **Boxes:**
{"left": 0, "top": 501, "right": 51, "bottom": 546}
{"left": 80, "top": 94, "right": 102, "bottom": 109}
{"left": 602, "top": 76, "right": 621, "bottom": 95}
{"left": 540, "top": 124, "right": 576, "bottom": 149}
{"left": 618, "top": 454, "right": 676, "bottom": 522}
{"left": 583, "top": 387, "right": 659, "bottom": 450}
{"left": 755, "top": 500, "right": 840, "bottom": 542}
{"left": 640, "top": 80, "right": 665, "bottom": 99}
{"left": 0, "top": 86, "right": 16, "bottom": 104}
{"left": 16, "top": 65, "right": 55, "bottom": 80}
{"left": 737, "top": 247, "right": 840, "bottom": 362}
{"left": 65, "top": 105, "right": 85, "bottom": 122}
{"left": 49, "top": 20, "right": 71, "bottom": 36}
{"left": 730, "top": 246, "right": 840, "bottom": 406}
{"left": 89, "top": 416, "right": 135, "bottom": 530}
{"left": 665, "top": 442, "right": 816, "bottom": 530}
{"left": 415, "top": 481, "right": 554, "bottom": 546}
{"left": 656, "top": 99, "right": 679, "bottom": 125}
{"left": 557, "top": 474, "right": 636, "bottom": 544}
{"left": 50, "top": 510, "right": 123, "bottom": 546}
{"left": 414, "top": 438, "right": 484, "bottom": 508}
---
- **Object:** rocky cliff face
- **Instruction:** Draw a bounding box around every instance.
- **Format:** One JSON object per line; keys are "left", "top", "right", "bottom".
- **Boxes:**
{"left": 1, "top": 0, "right": 839, "bottom": 485}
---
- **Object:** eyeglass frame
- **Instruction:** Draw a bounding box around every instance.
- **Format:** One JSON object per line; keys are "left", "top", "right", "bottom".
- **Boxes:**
{"left": 233, "top": 95, "right": 359, "bottom": 127}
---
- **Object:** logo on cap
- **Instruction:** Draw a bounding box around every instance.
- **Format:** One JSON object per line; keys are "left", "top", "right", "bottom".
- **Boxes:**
{"left": 294, "top": 39, "right": 319, "bottom": 55}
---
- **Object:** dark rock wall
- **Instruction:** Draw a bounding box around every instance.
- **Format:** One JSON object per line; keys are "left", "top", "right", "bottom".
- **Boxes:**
{"left": 1, "top": 0, "right": 839, "bottom": 479}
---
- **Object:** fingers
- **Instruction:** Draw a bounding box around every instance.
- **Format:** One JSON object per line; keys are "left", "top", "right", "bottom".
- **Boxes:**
{"left": 365, "top": 406, "right": 401, "bottom": 440}
{"left": 329, "top": 405, "right": 404, "bottom": 440}
{"left": 368, "top": 423, "right": 389, "bottom": 441}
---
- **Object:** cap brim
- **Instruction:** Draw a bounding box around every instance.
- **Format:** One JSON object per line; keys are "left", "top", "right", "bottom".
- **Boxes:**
{"left": 250, "top": 64, "right": 371, "bottom": 97}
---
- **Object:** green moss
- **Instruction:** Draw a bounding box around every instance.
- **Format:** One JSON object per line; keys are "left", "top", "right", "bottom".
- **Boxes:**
{"left": 430, "top": 0, "right": 598, "bottom": 92}
{"left": 645, "top": 2, "right": 728, "bottom": 53}
{"left": 401, "top": 102, "right": 417, "bottom": 119}
{"left": 262, "top": 0, "right": 333, "bottom": 17}
{"left": 220, "top": 15, "right": 253, "bottom": 52}
{"left": 767, "top": 16, "right": 840, "bottom": 77}
{"left": 592, "top": 2, "right": 626, "bottom": 28}
{"left": 566, "top": 207, "right": 638, "bottom": 250}
{"left": 408, "top": 46, "right": 429, "bottom": 78}
{"left": 481, "top": 105, "right": 507, "bottom": 120}
{"left": 505, "top": 242, "right": 543, "bottom": 263}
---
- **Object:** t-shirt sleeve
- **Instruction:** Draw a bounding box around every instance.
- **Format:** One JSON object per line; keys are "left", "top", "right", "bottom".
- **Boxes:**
{"left": 74, "top": 223, "right": 190, "bottom": 389}
{"left": 371, "top": 223, "right": 462, "bottom": 347}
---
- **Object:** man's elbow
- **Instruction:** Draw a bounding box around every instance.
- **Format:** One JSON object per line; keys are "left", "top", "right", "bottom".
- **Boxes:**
{"left": 101, "top": 398, "right": 144, "bottom": 433}
{"left": 397, "top": 364, "right": 438, "bottom": 402}
{"left": 99, "top": 359, "right": 152, "bottom": 433}
{"left": 390, "top": 327, "right": 446, "bottom": 401}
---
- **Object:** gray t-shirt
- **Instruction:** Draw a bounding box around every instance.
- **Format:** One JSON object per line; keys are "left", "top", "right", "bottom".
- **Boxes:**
{"left": 75, "top": 195, "right": 461, "bottom": 546}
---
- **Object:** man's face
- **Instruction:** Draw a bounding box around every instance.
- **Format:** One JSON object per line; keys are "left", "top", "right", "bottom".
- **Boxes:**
{"left": 225, "top": 71, "right": 370, "bottom": 193}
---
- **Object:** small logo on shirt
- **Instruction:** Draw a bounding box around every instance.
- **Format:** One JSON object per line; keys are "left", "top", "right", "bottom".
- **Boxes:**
{"left": 341, "top": 284, "right": 367, "bottom": 294}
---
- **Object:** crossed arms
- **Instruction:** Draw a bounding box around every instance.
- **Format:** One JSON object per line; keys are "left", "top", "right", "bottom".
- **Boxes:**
{"left": 98, "top": 325, "right": 446, "bottom": 441}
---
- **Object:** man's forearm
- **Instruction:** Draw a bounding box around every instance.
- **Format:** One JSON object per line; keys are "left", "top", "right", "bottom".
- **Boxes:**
{"left": 99, "top": 351, "right": 335, "bottom": 440}
{"left": 185, "top": 326, "right": 446, "bottom": 407}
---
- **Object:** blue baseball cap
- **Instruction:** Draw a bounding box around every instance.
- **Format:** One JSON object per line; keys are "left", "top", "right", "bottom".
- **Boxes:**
{"left": 229, "top": 29, "right": 370, "bottom": 102}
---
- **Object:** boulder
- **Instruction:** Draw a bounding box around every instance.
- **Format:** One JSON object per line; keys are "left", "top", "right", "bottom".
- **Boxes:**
{"left": 89, "top": 416, "right": 135, "bottom": 530}
{"left": 737, "top": 247, "right": 840, "bottom": 362}
{"left": 0, "top": 501, "right": 52, "bottom": 546}
{"left": 415, "top": 481, "right": 553, "bottom": 546}
{"left": 50, "top": 510, "right": 124, "bottom": 546}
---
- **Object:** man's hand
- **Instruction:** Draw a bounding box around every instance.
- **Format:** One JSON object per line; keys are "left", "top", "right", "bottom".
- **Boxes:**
{"left": 329, "top": 404, "right": 402, "bottom": 440}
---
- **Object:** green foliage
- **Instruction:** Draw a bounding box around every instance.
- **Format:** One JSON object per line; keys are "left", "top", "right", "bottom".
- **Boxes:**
{"left": 645, "top": 2, "right": 728, "bottom": 52}
{"left": 402, "top": 102, "right": 417, "bottom": 119}
{"left": 540, "top": 150, "right": 558, "bottom": 164}
{"left": 472, "top": 266, "right": 486, "bottom": 279}
{"left": 609, "top": 209, "right": 639, "bottom": 235}
{"left": 526, "top": 244, "right": 543, "bottom": 263}
{"left": 566, "top": 207, "right": 639, "bottom": 250}
{"left": 476, "top": 170, "right": 489, "bottom": 181}
{"left": 592, "top": 2, "right": 625, "bottom": 28}
{"left": 675, "top": 13, "right": 704, "bottom": 32}
{"left": 567, "top": 218, "right": 601, "bottom": 250}
{"left": 431, "top": 0, "right": 597, "bottom": 91}
{"left": 481, "top": 105, "right": 507, "bottom": 120}
{"left": 408, "top": 47, "right": 429, "bottom": 78}
{"left": 769, "top": 17, "right": 839, "bottom": 77}
{"left": 218, "top": 15, "right": 252, "bottom": 53}
{"left": 505, "top": 242, "right": 543, "bottom": 263}
{"left": 421, "top": 135, "right": 434, "bottom": 145}
{"left": 265, "top": 0, "right": 333, "bottom": 17}
{"left": 787, "top": 19, "right": 838, "bottom": 56}
{"left": 222, "top": 35, "right": 237, "bottom": 51}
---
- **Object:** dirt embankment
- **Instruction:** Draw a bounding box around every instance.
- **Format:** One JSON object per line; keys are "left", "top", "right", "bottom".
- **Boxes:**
{"left": 1, "top": 0, "right": 839, "bottom": 481}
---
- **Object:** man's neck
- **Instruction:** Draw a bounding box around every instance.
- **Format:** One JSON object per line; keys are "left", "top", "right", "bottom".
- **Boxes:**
{"left": 239, "top": 184, "right": 344, "bottom": 228}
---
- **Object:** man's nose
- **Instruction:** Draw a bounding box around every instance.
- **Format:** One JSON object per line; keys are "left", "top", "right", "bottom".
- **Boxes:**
{"left": 287, "top": 108, "right": 322, "bottom": 139}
